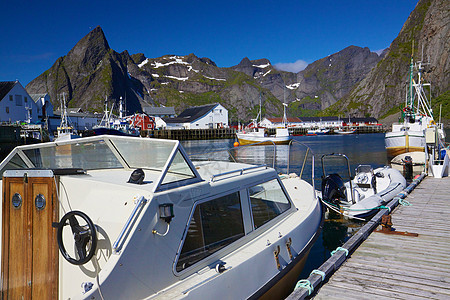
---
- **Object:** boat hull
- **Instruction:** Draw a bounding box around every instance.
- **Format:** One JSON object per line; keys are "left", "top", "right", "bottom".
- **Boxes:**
{"left": 385, "top": 131, "right": 425, "bottom": 160}
{"left": 254, "top": 249, "right": 311, "bottom": 300}
{"left": 343, "top": 167, "right": 406, "bottom": 218}
{"left": 236, "top": 133, "right": 292, "bottom": 145}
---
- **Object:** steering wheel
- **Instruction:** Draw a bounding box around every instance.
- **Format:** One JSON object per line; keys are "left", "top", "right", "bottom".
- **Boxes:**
{"left": 55, "top": 211, "right": 97, "bottom": 265}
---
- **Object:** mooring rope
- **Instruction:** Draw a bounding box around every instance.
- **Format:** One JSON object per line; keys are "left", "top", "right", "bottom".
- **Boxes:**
{"left": 310, "top": 269, "right": 326, "bottom": 281}
{"left": 294, "top": 279, "right": 314, "bottom": 295}
{"left": 331, "top": 246, "right": 349, "bottom": 256}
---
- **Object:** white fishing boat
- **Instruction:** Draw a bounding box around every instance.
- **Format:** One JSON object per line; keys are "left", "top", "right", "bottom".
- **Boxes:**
{"left": 55, "top": 93, "right": 81, "bottom": 142}
{"left": 0, "top": 135, "right": 322, "bottom": 299}
{"left": 385, "top": 57, "right": 445, "bottom": 160}
{"left": 320, "top": 154, "right": 406, "bottom": 219}
{"left": 236, "top": 95, "right": 292, "bottom": 145}
{"left": 236, "top": 127, "right": 291, "bottom": 145}
{"left": 93, "top": 98, "right": 140, "bottom": 137}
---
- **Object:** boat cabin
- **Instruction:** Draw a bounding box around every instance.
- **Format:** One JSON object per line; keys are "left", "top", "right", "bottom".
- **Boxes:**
{"left": 0, "top": 135, "right": 321, "bottom": 299}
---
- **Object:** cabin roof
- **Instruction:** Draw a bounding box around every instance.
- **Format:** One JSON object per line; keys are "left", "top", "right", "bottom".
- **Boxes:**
{"left": 0, "top": 81, "right": 17, "bottom": 101}
{"left": 143, "top": 106, "right": 176, "bottom": 116}
{"left": 29, "top": 93, "right": 48, "bottom": 103}
{"left": 165, "top": 104, "right": 219, "bottom": 124}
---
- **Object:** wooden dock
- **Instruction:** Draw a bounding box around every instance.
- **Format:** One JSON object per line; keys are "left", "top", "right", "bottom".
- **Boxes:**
{"left": 289, "top": 175, "right": 450, "bottom": 299}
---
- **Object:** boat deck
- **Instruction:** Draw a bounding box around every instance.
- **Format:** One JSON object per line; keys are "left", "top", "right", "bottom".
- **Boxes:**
{"left": 287, "top": 175, "right": 450, "bottom": 299}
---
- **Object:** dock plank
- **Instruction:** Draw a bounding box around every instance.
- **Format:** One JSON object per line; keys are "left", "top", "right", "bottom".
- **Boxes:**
{"left": 311, "top": 176, "right": 450, "bottom": 299}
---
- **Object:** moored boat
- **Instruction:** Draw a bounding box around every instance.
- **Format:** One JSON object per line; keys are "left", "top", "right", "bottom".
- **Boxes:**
{"left": 385, "top": 57, "right": 445, "bottom": 160}
{"left": 93, "top": 99, "right": 140, "bottom": 137}
{"left": 320, "top": 154, "right": 406, "bottom": 219}
{"left": 236, "top": 127, "right": 292, "bottom": 145}
{"left": 335, "top": 128, "right": 356, "bottom": 135}
{"left": 0, "top": 135, "right": 322, "bottom": 299}
{"left": 55, "top": 93, "right": 81, "bottom": 141}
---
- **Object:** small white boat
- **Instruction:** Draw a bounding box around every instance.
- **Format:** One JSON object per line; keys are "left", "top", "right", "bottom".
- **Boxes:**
{"left": 335, "top": 128, "right": 356, "bottom": 135}
{"left": 320, "top": 154, "right": 406, "bottom": 219}
{"left": 306, "top": 128, "right": 330, "bottom": 136}
{"left": 236, "top": 127, "right": 292, "bottom": 145}
{"left": 0, "top": 135, "right": 322, "bottom": 299}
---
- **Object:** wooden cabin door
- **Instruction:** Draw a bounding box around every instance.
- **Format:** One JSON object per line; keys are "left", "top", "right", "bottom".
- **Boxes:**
{"left": 2, "top": 170, "right": 59, "bottom": 299}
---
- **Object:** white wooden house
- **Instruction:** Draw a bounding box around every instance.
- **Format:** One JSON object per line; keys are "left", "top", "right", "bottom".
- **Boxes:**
{"left": 0, "top": 81, "right": 38, "bottom": 123}
{"left": 30, "top": 93, "right": 54, "bottom": 121}
{"left": 165, "top": 103, "right": 228, "bottom": 129}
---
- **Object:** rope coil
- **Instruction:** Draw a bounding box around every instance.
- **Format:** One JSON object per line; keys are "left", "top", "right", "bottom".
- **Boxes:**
{"left": 294, "top": 279, "right": 313, "bottom": 295}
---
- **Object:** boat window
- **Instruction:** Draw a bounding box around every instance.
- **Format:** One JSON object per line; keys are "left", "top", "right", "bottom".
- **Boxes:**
{"left": 161, "top": 150, "right": 196, "bottom": 185}
{"left": 249, "top": 179, "right": 291, "bottom": 229}
{"left": 111, "top": 139, "right": 176, "bottom": 170}
{"left": 22, "top": 141, "right": 122, "bottom": 170}
{"left": 0, "top": 154, "right": 28, "bottom": 177}
{"left": 176, "top": 192, "right": 244, "bottom": 272}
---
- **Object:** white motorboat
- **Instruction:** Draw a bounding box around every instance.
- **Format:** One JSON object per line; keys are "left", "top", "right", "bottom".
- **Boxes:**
{"left": 385, "top": 57, "right": 445, "bottom": 160}
{"left": 0, "top": 135, "right": 322, "bottom": 299}
{"left": 320, "top": 154, "right": 406, "bottom": 219}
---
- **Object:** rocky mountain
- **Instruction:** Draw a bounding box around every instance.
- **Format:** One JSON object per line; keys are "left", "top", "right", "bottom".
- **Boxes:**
{"left": 26, "top": 25, "right": 383, "bottom": 122}
{"left": 326, "top": 0, "right": 449, "bottom": 121}
{"left": 26, "top": 26, "right": 151, "bottom": 114}
{"left": 289, "top": 46, "right": 382, "bottom": 116}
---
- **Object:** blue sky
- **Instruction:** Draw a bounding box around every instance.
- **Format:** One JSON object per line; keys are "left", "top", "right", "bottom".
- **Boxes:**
{"left": 0, "top": 0, "right": 417, "bottom": 85}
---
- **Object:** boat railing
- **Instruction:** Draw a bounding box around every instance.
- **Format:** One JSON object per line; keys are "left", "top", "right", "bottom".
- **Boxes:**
{"left": 113, "top": 195, "right": 147, "bottom": 253}
{"left": 209, "top": 165, "right": 267, "bottom": 183}
{"left": 287, "top": 139, "right": 316, "bottom": 190}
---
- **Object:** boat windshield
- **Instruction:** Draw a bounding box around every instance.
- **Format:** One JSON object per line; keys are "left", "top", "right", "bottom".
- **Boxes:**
{"left": 0, "top": 136, "right": 198, "bottom": 186}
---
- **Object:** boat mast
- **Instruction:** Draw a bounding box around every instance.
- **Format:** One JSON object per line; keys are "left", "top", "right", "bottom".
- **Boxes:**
{"left": 60, "top": 93, "right": 68, "bottom": 132}
{"left": 282, "top": 87, "right": 288, "bottom": 127}
{"left": 259, "top": 92, "right": 262, "bottom": 125}
{"left": 119, "top": 97, "right": 124, "bottom": 119}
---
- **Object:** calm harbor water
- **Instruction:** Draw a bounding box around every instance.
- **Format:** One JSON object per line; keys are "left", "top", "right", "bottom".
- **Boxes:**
{"left": 182, "top": 133, "right": 390, "bottom": 287}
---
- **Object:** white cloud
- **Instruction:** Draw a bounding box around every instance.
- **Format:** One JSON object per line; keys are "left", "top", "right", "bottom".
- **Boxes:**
{"left": 274, "top": 59, "right": 308, "bottom": 73}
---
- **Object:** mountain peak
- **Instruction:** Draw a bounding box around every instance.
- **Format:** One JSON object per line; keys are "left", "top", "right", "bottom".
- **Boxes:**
{"left": 66, "top": 25, "right": 110, "bottom": 68}
{"left": 238, "top": 57, "right": 252, "bottom": 66}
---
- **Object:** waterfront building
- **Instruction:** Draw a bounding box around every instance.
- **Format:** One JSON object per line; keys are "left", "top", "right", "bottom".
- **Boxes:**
{"left": 48, "top": 109, "right": 102, "bottom": 132}
{"left": 143, "top": 106, "right": 176, "bottom": 118}
{"left": 165, "top": 103, "right": 228, "bottom": 129}
{"left": 30, "top": 93, "right": 54, "bottom": 121}
{"left": 0, "top": 81, "right": 38, "bottom": 124}
{"left": 259, "top": 117, "right": 302, "bottom": 128}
